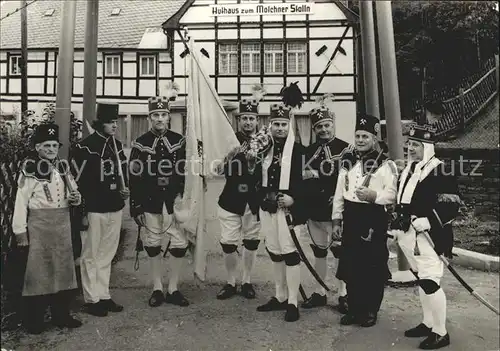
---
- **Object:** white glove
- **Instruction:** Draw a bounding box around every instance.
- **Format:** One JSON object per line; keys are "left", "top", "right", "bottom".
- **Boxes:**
{"left": 412, "top": 217, "right": 431, "bottom": 232}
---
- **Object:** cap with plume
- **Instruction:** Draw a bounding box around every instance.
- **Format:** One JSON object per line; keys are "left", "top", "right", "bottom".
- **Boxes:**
{"left": 251, "top": 83, "right": 267, "bottom": 102}
{"left": 280, "top": 81, "right": 304, "bottom": 109}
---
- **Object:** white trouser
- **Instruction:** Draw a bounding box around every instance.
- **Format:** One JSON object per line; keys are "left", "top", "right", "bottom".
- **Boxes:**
{"left": 80, "top": 210, "right": 123, "bottom": 303}
{"left": 307, "top": 220, "right": 334, "bottom": 247}
{"left": 259, "top": 209, "right": 296, "bottom": 255}
{"left": 396, "top": 226, "right": 444, "bottom": 284}
{"left": 142, "top": 204, "right": 188, "bottom": 249}
{"left": 219, "top": 205, "right": 261, "bottom": 246}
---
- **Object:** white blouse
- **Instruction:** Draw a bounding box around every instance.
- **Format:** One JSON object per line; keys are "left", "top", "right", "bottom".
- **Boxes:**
{"left": 332, "top": 160, "right": 398, "bottom": 220}
{"left": 12, "top": 169, "right": 78, "bottom": 235}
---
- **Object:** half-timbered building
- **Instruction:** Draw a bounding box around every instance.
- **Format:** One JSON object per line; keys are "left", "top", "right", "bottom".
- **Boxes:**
{"left": 162, "top": 0, "right": 359, "bottom": 144}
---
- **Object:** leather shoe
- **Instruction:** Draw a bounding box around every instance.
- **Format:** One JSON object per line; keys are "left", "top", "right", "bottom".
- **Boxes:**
{"left": 284, "top": 304, "right": 300, "bottom": 322}
{"left": 359, "top": 312, "right": 377, "bottom": 327}
{"left": 52, "top": 316, "right": 82, "bottom": 329}
{"left": 257, "top": 297, "right": 287, "bottom": 312}
{"left": 85, "top": 301, "right": 108, "bottom": 317}
{"left": 340, "top": 314, "right": 359, "bottom": 326}
{"left": 240, "top": 283, "right": 256, "bottom": 299}
{"left": 301, "top": 293, "right": 327, "bottom": 309}
{"left": 217, "top": 284, "right": 237, "bottom": 300}
{"left": 419, "top": 332, "right": 450, "bottom": 350}
{"left": 165, "top": 291, "right": 189, "bottom": 307}
{"left": 102, "top": 299, "right": 124, "bottom": 312}
{"left": 405, "top": 323, "right": 432, "bottom": 338}
{"left": 148, "top": 290, "right": 164, "bottom": 307}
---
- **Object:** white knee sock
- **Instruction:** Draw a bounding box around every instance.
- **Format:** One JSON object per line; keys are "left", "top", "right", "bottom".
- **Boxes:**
{"left": 151, "top": 255, "right": 163, "bottom": 291}
{"left": 168, "top": 256, "right": 185, "bottom": 294}
{"left": 337, "top": 279, "right": 347, "bottom": 297}
{"left": 286, "top": 264, "right": 301, "bottom": 307}
{"left": 225, "top": 252, "right": 238, "bottom": 286}
{"left": 242, "top": 248, "right": 257, "bottom": 284}
{"left": 314, "top": 257, "right": 327, "bottom": 296}
{"left": 428, "top": 288, "right": 447, "bottom": 336}
{"left": 273, "top": 261, "right": 287, "bottom": 302}
{"left": 419, "top": 287, "right": 434, "bottom": 328}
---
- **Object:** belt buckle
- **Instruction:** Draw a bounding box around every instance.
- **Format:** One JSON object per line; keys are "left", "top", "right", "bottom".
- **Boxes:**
{"left": 110, "top": 183, "right": 117, "bottom": 190}
{"left": 238, "top": 184, "right": 248, "bottom": 193}
{"left": 158, "top": 177, "right": 169, "bottom": 186}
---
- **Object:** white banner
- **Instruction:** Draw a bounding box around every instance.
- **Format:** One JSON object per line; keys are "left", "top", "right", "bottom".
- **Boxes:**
{"left": 209, "top": 2, "right": 314, "bottom": 17}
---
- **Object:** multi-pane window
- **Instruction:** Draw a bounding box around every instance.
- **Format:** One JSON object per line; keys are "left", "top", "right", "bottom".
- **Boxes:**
{"left": 140, "top": 55, "right": 156, "bottom": 77}
{"left": 9, "top": 55, "right": 21, "bottom": 75}
{"left": 287, "top": 43, "right": 306, "bottom": 73}
{"left": 241, "top": 43, "right": 260, "bottom": 74}
{"left": 105, "top": 55, "right": 120, "bottom": 76}
{"left": 219, "top": 43, "right": 238, "bottom": 75}
{"left": 264, "top": 43, "right": 283, "bottom": 74}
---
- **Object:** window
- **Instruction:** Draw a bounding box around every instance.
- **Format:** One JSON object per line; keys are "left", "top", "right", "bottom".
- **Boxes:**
{"left": 140, "top": 55, "right": 156, "bottom": 77}
{"left": 9, "top": 55, "right": 21, "bottom": 75}
{"left": 287, "top": 42, "right": 306, "bottom": 73}
{"left": 264, "top": 43, "right": 283, "bottom": 74}
{"left": 219, "top": 43, "right": 238, "bottom": 75}
{"left": 105, "top": 55, "right": 120, "bottom": 76}
{"left": 241, "top": 43, "right": 260, "bottom": 74}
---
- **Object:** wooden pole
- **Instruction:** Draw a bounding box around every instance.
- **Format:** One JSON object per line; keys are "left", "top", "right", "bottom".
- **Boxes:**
{"left": 20, "top": 0, "right": 28, "bottom": 116}
{"left": 359, "top": 1, "right": 380, "bottom": 119}
{"left": 375, "top": 1, "right": 409, "bottom": 272}
{"left": 54, "top": 0, "right": 77, "bottom": 160}
{"left": 82, "top": 0, "right": 99, "bottom": 138}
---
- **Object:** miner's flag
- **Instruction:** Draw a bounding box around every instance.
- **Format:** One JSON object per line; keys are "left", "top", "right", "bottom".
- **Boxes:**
{"left": 174, "top": 34, "right": 240, "bottom": 281}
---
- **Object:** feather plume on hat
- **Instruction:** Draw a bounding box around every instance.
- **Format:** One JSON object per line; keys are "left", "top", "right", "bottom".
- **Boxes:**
{"left": 315, "top": 93, "right": 335, "bottom": 107}
{"left": 251, "top": 83, "right": 267, "bottom": 102}
{"left": 164, "top": 81, "right": 180, "bottom": 100}
{"left": 280, "top": 81, "right": 304, "bottom": 109}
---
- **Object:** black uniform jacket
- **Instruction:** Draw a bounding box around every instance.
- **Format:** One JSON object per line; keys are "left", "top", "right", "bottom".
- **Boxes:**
{"left": 218, "top": 131, "right": 260, "bottom": 216}
{"left": 303, "top": 137, "right": 353, "bottom": 221}
{"left": 71, "top": 132, "right": 127, "bottom": 214}
{"left": 252, "top": 140, "right": 306, "bottom": 225}
{"left": 128, "top": 129, "right": 186, "bottom": 218}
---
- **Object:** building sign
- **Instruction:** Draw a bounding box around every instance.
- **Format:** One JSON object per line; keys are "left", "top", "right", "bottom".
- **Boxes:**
{"left": 210, "top": 2, "right": 314, "bottom": 17}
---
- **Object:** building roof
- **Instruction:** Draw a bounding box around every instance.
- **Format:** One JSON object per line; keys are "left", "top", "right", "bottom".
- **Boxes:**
{"left": 0, "top": 0, "right": 187, "bottom": 49}
{"left": 436, "top": 94, "right": 499, "bottom": 150}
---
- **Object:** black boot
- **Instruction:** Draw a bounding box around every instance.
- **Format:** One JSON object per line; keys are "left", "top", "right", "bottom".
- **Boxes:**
{"left": 419, "top": 333, "right": 451, "bottom": 350}
{"left": 216, "top": 284, "right": 237, "bottom": 300}
{"left": 335, "top": 295, "right": 349, "bottom": 314}
{"left": 359, "top": 312, "right": 377, "bottom": 328}
{"left": 165, "top": 291, "right": 190, "bottom": 307}
{"left": 340, "top": 314, "right": 359, "bottom": 326}
{"left": 284, "top": 304, "right": 300, "bottom": 322}
{"left": 23, "top": 295, "right": 47, "bottom": 334}
{"left": 148, "top": 290, "right": 164, "bottom": 307}
{"left": 301, "top": 293, "right": 327, "bottom": 309}
{"left": 256, "top": 297, "right": 288, "bottom": 312}
{"left": 240, "top": 283, "right": 256, "bottom": 299}
{"left": 102, "top": 299, "right": 124, "bottom": 312}
{"left": 50, "top": 291, "right": 82, "bottom": 329}
{"left": 405, "top": 323, "right": 432, "bottom": 338}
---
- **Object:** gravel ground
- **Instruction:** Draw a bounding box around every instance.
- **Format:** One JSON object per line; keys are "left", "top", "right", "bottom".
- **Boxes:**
{"left": 2, "top": 179, "right": 499, "bottom": 351}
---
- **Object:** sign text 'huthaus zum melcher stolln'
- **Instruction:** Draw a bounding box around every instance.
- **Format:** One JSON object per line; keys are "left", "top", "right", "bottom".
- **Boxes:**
{"left": 210, "top": 2, "right": 314, "bottom": 17}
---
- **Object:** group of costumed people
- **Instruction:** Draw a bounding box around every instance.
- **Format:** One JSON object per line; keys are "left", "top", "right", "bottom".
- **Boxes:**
{"left": 12, "top": 84, "right": 461, "bottom": 350}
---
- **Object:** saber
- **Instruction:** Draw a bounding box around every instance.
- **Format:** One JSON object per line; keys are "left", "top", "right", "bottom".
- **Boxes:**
{"left": 418, "top": 230, "right": 500, "bottom": 316}
{"left": 111, "top": 136, "right": 127, "bottom": 190}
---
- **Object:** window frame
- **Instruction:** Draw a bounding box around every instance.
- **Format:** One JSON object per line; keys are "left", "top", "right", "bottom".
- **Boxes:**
{"left": 104, "top": 54, "right": 121, "bottom": 77}
{"left": 263, "top": 42, "right": 284, "bottom": 75}
{"left": 241, "top": 42, "right": 260, "bottom": 75}
{"left": 139, "top": 55, "right": 156, "bottom": 77}
{"left": 286, "top": 42, "right": 307, "bottom": 74}
{"left": 218, "top": 42, "right": 238, "bottom": 75}
{"left": 9, "top": 55, "right": 22, "bottom": 76}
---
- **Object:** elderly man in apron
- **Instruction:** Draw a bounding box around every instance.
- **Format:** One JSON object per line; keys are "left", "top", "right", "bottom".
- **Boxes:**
{"left": 331, "top": 114, "right": 397, "bottom": 327}
{"left": 12, "top": 123, "right": 82, "bottom": 334}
